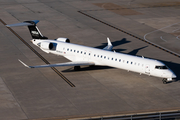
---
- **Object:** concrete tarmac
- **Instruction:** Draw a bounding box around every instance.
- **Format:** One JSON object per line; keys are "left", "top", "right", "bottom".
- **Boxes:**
{"left": 0, "top": 0, "right": 180, "bottom": 119}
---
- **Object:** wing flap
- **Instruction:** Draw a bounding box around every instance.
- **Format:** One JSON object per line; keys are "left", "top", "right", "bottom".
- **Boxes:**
{"left": 18, "top": 59, "right": 95, "bottom": 68}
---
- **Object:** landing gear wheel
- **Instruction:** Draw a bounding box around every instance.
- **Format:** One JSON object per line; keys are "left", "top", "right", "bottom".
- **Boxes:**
{"left": 74, "top": 66, "right": 80, "bottom": 71}
{"left": 162, "top": 78, "right": 167, "bottom": 84}
{"left": 89, "top": 65, "right": 95, "bottom": 67}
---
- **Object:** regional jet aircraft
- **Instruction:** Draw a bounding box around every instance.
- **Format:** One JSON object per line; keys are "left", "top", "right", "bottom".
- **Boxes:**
{"left": 6, "top": 20, "right": 176, "bottom": 84}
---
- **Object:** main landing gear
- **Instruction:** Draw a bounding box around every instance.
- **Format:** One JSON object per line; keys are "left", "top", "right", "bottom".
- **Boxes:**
{"left": 162, "top": 78, "right": 167, "bottom": 84}
{"left": 74, "top": 66, "right": 81, "bottom": 71}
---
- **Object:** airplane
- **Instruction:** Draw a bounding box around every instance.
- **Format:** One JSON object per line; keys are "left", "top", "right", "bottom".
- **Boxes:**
{"left": 6, "top": 20, "right": 176, "bottom": 84}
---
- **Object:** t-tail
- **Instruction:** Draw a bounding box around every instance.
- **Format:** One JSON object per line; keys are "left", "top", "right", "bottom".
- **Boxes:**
{"left": 6, "top": 20, "right": 48, "bottom": 39}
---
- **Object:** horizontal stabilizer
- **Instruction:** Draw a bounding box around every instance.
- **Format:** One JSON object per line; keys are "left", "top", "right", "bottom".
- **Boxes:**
{"left": 18, "top": 59, "right": 95, "bottom": 68}
{"left": 6, "top": 20, "right": 39, "bottom": 27}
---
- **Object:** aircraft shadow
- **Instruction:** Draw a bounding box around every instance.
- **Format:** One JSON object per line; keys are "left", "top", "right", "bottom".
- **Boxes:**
{"left": 95, "top": 38, "right": 130, "bottom": 49}
{"left": 62, "top": 66, "right": 114, "bottom": 72}
{"left": 128, "top": 46, "right": 148, "bottom": 55}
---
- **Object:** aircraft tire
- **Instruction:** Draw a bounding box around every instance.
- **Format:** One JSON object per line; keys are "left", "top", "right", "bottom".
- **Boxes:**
{"left": 162, "top": 78, "right": 167, "bottom": 84}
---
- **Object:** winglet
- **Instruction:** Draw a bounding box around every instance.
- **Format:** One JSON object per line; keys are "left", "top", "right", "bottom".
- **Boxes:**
{"left": 103, "top": 37, "right": 113, "bottom": 51}
{"left": 107, "top": 37, "right": 112, "bottom": 46}
{"left": 18, "top": 59, "right": 32, "bottom": 68}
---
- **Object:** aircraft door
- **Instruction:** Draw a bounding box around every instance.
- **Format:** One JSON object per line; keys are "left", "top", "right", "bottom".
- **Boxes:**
{"left": 145, "top": 64, "right": 150, "bottom": 74}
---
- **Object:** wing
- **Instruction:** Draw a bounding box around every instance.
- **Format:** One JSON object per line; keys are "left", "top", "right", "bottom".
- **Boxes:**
{"left": 18, "top": 59, "right": 95, "bottom": 68}
{"left": 103, "top": 37, "right": 113, "bottom": 51}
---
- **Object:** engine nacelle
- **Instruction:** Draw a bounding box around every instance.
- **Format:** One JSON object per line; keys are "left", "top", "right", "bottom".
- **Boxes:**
{"left": 40, "top": 41, "right": 54, "bottom": 50}
{"left": 56, "top": 37, "right": 70, "bottom": 43}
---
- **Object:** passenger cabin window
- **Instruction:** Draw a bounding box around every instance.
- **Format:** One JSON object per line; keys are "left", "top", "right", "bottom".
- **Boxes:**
{"left": 155, "top": 66, "right": 168, "bottom": 69}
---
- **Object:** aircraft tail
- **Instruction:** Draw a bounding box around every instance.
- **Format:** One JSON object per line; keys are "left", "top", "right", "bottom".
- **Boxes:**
{"left": 6, "top": 20, "right": 48, "bottom": 39}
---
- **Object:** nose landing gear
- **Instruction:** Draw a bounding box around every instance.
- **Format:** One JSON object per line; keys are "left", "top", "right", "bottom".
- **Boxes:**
{"left": 162, "top": 78, "right": 167, "bottom": 84}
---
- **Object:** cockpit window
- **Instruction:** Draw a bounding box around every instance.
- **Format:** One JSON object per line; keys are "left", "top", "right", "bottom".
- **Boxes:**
{"left": 155, "top": 66, "right": 168, "bottom": 69}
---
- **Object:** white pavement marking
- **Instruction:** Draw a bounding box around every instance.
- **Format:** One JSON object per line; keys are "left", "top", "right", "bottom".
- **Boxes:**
{"left": 144, "top": 22, "right": 180, "bottom": 41}
{"left": 160, "top": 36, "right": 167, "bottom": 42}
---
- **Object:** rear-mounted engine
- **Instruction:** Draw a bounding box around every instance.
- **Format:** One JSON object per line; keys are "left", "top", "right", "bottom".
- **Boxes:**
{"left": 40, "top": 41, "right": 56, "bottom": 50}
{"left": 56, "top": 37, "right": 70, "bottom": 43}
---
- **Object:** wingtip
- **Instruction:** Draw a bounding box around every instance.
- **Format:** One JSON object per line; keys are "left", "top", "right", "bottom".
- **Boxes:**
{"left": 6, "top": 25, "right": 10, "bottom": 27}
{"left": 18, "top": 59, "right": 31, "bottom": 68}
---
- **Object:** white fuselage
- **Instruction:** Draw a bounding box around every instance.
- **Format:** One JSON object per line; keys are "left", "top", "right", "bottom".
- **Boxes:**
{"left": 32, "top": 39, "right": 176, "bottom": 81}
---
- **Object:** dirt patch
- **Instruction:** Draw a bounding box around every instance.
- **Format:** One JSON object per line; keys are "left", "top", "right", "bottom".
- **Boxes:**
{"left": 170, "top": 32, "right": 180, "bottom": 36}
{"left": 140, "top": 2, "right": 180, "bottom": 7}
{"left": 93, "top": 3, "right": 142, "bottom": 16}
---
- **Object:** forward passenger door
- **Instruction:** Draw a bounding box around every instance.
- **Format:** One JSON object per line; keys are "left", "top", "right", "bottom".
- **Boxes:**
{"left": 145, "top": 64, "right": 150, "bottom": 74}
